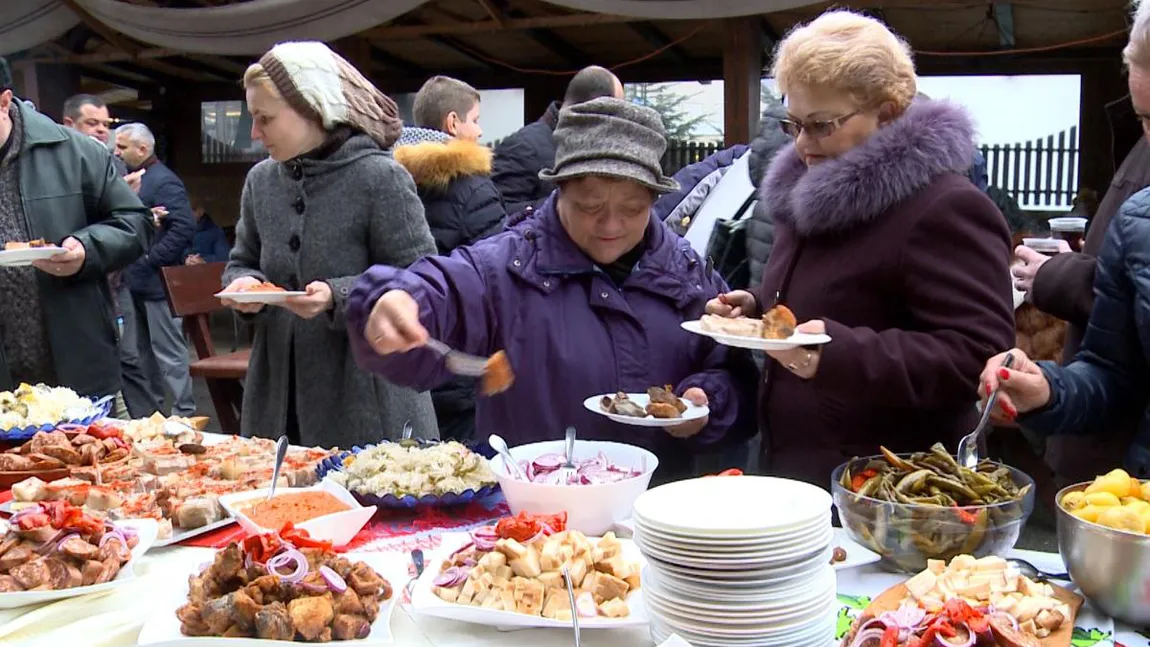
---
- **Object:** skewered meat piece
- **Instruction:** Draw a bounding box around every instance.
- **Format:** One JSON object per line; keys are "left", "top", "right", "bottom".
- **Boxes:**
{"left": 347, "top": 560, "right": 387, "bottom": 597}
{"left": 39, "top": 445, "right": 82, "bottom": 465}
{"left": 332, "top": 613, "right": 371, "bottom": 640}
{"left": 0, "top": 454, "right": 35, "bottom": 471}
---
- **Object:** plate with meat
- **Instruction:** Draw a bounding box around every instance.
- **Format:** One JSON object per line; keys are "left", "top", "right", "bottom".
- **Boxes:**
{"left": 137, "top": 526, "right": 398, "bottom": 645}
{"left": 0, "top": 500, "right": 158, "bottom": 608}
{"left": 216, "top": 282, "right": 306, "bottom": 304}
{"left": 682, "top": 305, "right": 831, "bottom": 351}
{"left": 586, "top": 387, "right": 709, "bottom": 428}
{"left": 0, "top": 240, "right": 66, "bottom": 266}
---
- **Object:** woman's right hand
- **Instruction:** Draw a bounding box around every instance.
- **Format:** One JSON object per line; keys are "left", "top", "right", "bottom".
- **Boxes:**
{"left": 364, "top": 290, "right": 429, "bottom": 355}
{"left": 704, "top": 290, "right": 759, "bottom": 318}
{"left": 978, "top": 349, "right": 1052, "bottom": 422}
{"left": 221, "top": 276, "right": 265, "bottom": 313}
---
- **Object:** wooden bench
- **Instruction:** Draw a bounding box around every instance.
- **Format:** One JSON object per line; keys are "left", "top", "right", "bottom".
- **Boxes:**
{"left": 161, "top": 262, "right": 248, "bottom": 434}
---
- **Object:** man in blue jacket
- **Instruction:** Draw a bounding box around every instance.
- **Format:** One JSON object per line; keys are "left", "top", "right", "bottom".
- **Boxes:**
{"left": 114, "top": 123, "right": 197, "bottom": 416}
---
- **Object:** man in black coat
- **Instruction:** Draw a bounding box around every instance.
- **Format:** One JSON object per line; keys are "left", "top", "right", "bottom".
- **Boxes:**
{"left": 115, "top": 123, "right": 197, "bottom": 416}
{"left": 491, "top": 66, "right": 623, "bottom": 216}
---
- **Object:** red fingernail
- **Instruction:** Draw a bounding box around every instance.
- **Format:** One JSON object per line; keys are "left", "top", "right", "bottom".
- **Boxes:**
{"left": 984, "top": 383, "right": 992, "bottom": 396}
{"left": 998, "top": 369, "right": 1010, "bottom": 380}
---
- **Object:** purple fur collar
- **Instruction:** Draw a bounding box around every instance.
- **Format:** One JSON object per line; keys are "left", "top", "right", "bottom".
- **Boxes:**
{"left": 762, "top": 100, "right": 976, "bottom": 238}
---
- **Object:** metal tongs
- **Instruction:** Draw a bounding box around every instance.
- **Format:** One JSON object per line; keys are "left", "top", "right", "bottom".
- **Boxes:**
{"left": 562, "top": 565, "right": 581, "bottom": 647}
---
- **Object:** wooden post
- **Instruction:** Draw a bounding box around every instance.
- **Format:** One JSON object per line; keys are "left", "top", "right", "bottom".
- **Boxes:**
{"left": 1077, "top": 61, "right": 1128, "bottom": 194}
{"left": 723, "top": 17, "right": 762, "bottom": 148}
{"left": 12, "top": 62, "right": 80, "bottom": 122}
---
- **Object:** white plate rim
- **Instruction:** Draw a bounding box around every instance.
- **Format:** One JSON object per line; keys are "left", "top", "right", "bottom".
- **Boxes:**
{"left": 680, "top": 320, "right": 831, "bottom": 350}
{"left": 0, "top": 246, "right": 67, "bottom": 265}
{"left": 633, "top": 515, "right": 829, "bottom": 546}
{"left": 582, "top": 393, "right": 709, "bottom": 427}
{"left": 136, "top": 550, "right": 400, "bottom": 646}
{"left": 0, "top": 517, "right": 158, "bottom": 609}
{"left": 632, "top": 476, "right": 832, "bottom": 534}
{"left": 214, "top": 291, "right": 307, "bottom": 303}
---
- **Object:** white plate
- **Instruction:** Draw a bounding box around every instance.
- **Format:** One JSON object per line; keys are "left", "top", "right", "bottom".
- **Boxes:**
{"left": 0, "top": 517, "right": 158, "bottom": 609}
{"left": 633, "top": 515, "right": 829, "bottom": 551}
{"left": 214, "top": 290, "right": 307, "bottom": 304}
{"left": 635, "top": 526, "right": 833, "bottom": 569}
{"left": 582, "top": 393, "right": 709, "bottom": 428}
{"left": 411, "top": 532, "right": 648, "bottom": 629}
{"left": 831, "top": 526, "right": 882, "bottom": 571}
{"left": 645, "top": 547, "right": 832, "bottom": 583}
{"left": 643, "top": 565, "right": 835, "bottom": 617}
{"left": 632, "top": 476, "right": 832, "bottom": 535}
{"left": 680, "top": 320, "right": 832, "bottom": 351}
{"left": 219, "top": 478, "right": 374, "bottom": 547}
{"left": 0, "top": 246, "right": 66, "bottom": 266}
{"left": 152, "top": 517, "right": 236, "bottom": 549}
{"left": 137, "top": 551, "right": 401, "bottom": 646}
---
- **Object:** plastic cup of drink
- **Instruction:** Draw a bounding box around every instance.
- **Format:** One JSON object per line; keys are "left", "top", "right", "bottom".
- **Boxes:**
{"left": 1048, "top": 217, "right": 1087, "bottom": 251}
{"left": 1023, "top": 237, "right": 1065, "bottom": 255}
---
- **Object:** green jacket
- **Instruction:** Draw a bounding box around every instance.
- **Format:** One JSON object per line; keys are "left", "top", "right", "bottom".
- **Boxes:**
{"left": 0, "top": 101, "right": 153, "bottom": 396}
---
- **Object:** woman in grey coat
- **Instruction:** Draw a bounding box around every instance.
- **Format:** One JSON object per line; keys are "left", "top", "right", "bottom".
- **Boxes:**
{"left": 220, "top": 42, "right": 438, "bottom": 447}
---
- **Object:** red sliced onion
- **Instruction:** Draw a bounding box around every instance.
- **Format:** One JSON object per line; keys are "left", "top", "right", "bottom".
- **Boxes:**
{"left": 319, "top": 565, "right": 348, "bottom": 593}
{"left": 10, "top": 504, "right": 44, "bottom": 525}
{"left": 54, "top": 533, "right": 80, "bottom": 553}
{"left": 461, "top": 558, "right": 477, "bottom": 567}
{"left": 532, "top": 454, "right": 564, "bottom": 470}
{"left": 433, "top": 566, "right": 469, "bottom": 588}
{"left": 99, "top": 529, "right": 126, "bottom": 548}
{"left": 884, "top": 605, "right": 927, "bottom": 629}
{"left": 936, "top": 625, "right": 975, "bottom": 647}
{"left": 989, "top": 612, "right": 1018, "bottom": 632}
{"left": 266, "top": 548, "right": 308, "bottom": 584}
{"left": 847, "top": 627, "right": 887, "bottom": 647}
{"left": 33, "top": 529, "right": 65, "bottom": 555}
{"left": 298, "top": 582, "right": 328, "bottom": 594}
{"left": 449, "top": 541, "right": 475, "bottom": 561}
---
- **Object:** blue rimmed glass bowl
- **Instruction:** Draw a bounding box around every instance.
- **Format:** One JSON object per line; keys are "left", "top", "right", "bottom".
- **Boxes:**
{"left": 314, "top": 438, "right": 501, "bottom": 509}
{"left": 0, "top": 395, "right": 114, "bottom": 442}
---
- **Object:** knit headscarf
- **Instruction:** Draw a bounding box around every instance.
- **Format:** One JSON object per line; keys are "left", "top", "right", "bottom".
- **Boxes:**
{"left": 258, "top": 42, "right": 402, "bottom": 149}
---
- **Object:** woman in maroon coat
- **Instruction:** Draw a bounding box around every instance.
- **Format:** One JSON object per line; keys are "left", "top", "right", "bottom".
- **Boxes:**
{"left": 707, "top": 10, "right": 1015, "bottom": 487}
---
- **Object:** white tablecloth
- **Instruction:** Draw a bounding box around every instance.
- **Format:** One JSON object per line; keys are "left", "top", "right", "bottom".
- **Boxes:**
{"left": 0, "top": 543, "right": 1145, "bottom": 647}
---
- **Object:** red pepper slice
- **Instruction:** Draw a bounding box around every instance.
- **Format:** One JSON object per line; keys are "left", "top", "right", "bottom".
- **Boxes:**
{"left": 15, "top": 513, "right": 50, "bottom": 530}
{"left": 951, "top": 504, "right": 980, "bottom": 525}
{"left": 279, "top": 522, "right": 333, "bottom": 551}
{"left": 717, "top": 468, "right": 743, "bottom": 477}
{"left": 880, "top": 624, "right": 899, "bottom": 647}
{"left": 851, "top": 468, "right": 878, "bottom": 492}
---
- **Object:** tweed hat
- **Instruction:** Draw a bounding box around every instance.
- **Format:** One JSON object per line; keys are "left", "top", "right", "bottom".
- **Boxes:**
{"left": 540, "top": 97, "right": 678, "bottom": 194}
{"left": 259, "top": 42, "right": 402, "bottom": 149}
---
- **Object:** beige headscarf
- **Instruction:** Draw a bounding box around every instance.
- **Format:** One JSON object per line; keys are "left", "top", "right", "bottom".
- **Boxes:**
{"left": 258, "top": 41, "right": 402, "bottom": 149}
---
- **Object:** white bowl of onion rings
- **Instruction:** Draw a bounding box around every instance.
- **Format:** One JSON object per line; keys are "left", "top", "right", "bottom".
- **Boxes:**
{"left": 490, "top": 439, "right": 657, "bottom": 536}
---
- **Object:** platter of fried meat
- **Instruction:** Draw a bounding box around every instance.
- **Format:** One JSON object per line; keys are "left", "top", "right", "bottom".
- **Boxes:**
{"left": 586, "top": 385, "right": 709, "bottom": 428}
{"left": 0, "top": 500, "right": 158, "bottom": 608}
{"left": 840, "top": 554, "right": 1081, "bottom": 647}
{"left": 682, "top": 304, "right": 832, "bottom": 350}
{"left": 137, "top": 523, "right": 397, "bottom": 645}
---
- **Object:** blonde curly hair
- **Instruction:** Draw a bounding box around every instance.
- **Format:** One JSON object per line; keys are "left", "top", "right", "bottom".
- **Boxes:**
{"left": 771, "top": 10, "right": 917, "bottom": 113}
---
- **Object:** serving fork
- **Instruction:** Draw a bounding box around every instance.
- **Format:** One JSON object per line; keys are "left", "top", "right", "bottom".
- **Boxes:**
{"left": 562, "top": 564, "right": 581, "bottom": 647}
{"left": 425, "top": 339, "right": 488, "bottom": 377}
{"left": 404, "top": 548, "right": 425, "bottom": 602}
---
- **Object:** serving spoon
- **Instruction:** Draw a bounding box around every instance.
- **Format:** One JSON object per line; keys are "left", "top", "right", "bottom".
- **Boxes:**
{"left": 1007, "top": 557, "right": 1070, "bottom": 583}
{"left": 957, "top": 352, "right": 1015, "bottom": 469}
{"left": 489, "top": 434, "right": 528, "bottom": 480}
{"left": 266, "top": 435, "right": 290, "bottom": 501}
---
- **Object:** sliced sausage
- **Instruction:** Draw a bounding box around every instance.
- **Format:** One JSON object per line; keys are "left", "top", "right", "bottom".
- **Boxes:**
{"left": 0, "top": 574, "right": 24, "bottom": 592}
{"left": 58, "top": 536, "right": 99, "bottom": 561}
{"left": 44, "top": 557, "right": 83, "bottom": 589}
{"left": 93, "top": 556, "right": 121, "bottom": 584}
{"left": 81, "top": 560, "right": 104, "bottom": 586}
{"left": 10, "top": 557, "right": 50, "bottom": 589}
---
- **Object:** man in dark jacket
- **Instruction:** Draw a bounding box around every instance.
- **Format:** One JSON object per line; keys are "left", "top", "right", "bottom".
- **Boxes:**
{"left": 62, "top": 93, "right": 154, "bottom": 419}
{"left": 399, "top": 75, "right": 507, "bottom": 440}
{"left": 115, "top": 123, "right": 197, "bottom": 416}
{"left": 491, "top": 66, "right": 623, "bottom": 215}
{"left": 184, "top": 199, "right": 230, "bottom": 265}
{"left": 0, "top": 65, "right": 152, "bottom": 399}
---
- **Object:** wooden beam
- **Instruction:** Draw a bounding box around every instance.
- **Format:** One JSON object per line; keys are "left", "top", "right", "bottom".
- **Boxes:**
{"left": 134, "top": 58, "right": 218, "bottom": 82}
{"left": 61, "top": 0, "right": 142, "bottom": 55}
{"left": 80, "top": 64, "right": 160, "bottom": 90}
{"left": 368, "top": 46, "right": 425, "bottom": 76}
{"left": 426, "top": 36, "right": 496, "bottom": 71}
{"left": 723, "top": 16, "right": 762, "bottom": 147}
{"left": 629, "top": 22, "right": 691, "bottom": 65}
{"left": 186, "top": 55, "right": 248, "bottom": 76}
{"left": 363, "top": 13, "right": 641, "bottom": 40}
{"left": 993, "top": 3, "right": 1016, "bottom": 49}
{"left": 474, "top": 0, "right": 507, "bottom": 27}
{"left": 491, "top": 0, "right": 590, "bottom": 67}
{"left": 24, "top": 48, "right": 174, "bottom": 64}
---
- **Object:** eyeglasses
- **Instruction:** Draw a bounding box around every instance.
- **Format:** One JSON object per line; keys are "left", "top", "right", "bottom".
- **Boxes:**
{"left": 777, "top": 111, "right": 861, "bottom": 139}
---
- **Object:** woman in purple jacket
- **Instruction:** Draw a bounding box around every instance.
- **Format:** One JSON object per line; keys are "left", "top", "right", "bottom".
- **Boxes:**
{"left": 346, "top": 98, "right": 757, "bottom": 481}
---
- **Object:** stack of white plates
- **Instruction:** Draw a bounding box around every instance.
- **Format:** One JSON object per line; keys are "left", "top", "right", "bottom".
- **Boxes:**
{"left": 633, "top": 476, "right": 836, "bottom": 647}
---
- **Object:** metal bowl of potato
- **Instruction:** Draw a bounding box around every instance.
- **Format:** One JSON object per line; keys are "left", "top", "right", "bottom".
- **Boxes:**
{"left": 1057, "top": 471, "right": 1150, "bottom": 626}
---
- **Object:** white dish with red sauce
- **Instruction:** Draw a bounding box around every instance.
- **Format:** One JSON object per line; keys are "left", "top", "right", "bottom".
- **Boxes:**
{"left": 219, "top": 478, "right": 374, "bottom": 547}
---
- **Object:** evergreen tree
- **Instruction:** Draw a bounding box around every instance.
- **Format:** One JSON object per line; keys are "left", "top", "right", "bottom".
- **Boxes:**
{"left": 625, "top": 83, "right": 708, "bottom": 140}
{"left": 761, "top": 81, "right": 784, "bottom": 117}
